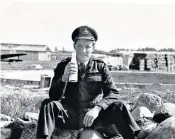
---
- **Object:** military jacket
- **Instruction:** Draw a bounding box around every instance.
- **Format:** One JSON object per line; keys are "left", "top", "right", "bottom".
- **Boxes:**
{"left": 49, "top": 57, "right": 119, "bottom": 110}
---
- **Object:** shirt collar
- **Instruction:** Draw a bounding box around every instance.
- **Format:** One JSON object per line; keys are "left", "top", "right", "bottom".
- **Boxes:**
{"left": 77, "top": 61, "right": 89, "bottom": 67}
{"left": 77, "top": 57, "right": 93, "bottom": 70}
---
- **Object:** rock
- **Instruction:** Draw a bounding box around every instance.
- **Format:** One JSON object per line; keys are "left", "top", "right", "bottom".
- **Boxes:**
{"left": 0, "top": 114, "right": 12, "bottom": 121}
{"left": 145, "top": 117, "right": 175, "bottom": 139}
{"left": 1, "top": 128, "right": 12, "bottom": 139}
{"left": 52, "top": 128, "right": 78, "bottom": 139}
{"left": 136, "top": 118, "right": 157, "bottom": 130}
{"left": 3, "top": 118, "right": 38, "bottom": 139}
{"left": 133, "top": 96, "right": 158, "bottom": 139}
{"left": 131, "top": 106, "right": 153, "bottom": 121}
{"left": 20, "top": 124, "right": 37, "bottom": 139}
{"left": 52, "top": 129, "right": 105, "bottom": 139}
{"left": 153, "top": 103, "right": 175, "bottom": 123}
{"left": 78, "top": 129, "right": 104, "bottom": 139}
{"left": 137, "top": 118, "right": 157, "bottom": 139}
{"left": 0, "top": 121, "right": 13, "bottom": 128}
{"left": 5, "top": 118, "right": 37, "bottom": 129}
{"left": 24, "top": 112, "right": 39, "bottom": 121}
{"left": 136, "top": 93, "right": 163, "bottom": 112}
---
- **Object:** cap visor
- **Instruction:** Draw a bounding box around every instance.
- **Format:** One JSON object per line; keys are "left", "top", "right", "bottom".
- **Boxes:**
{"left": 76, "top": 37, "right": 95, "bottom": 41}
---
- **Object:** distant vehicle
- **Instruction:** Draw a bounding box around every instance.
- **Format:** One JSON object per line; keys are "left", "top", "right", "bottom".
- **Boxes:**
{"left": 1, "top": 53, "right": 26, "bottom": 64}
{"left": 31, "top": 64, "right": 43, "bottom": 70}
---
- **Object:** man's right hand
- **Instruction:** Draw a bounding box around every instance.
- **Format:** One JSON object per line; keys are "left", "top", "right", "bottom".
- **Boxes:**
{"left": 62, "top": 62, "right": 77, "bottom": 82}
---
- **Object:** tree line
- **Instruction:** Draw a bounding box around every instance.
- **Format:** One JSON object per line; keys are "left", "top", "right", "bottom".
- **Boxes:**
{"left": 54, "top": 46, "right": 175, "bottom": 54}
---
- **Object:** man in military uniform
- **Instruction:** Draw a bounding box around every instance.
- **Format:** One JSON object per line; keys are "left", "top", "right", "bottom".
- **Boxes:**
{"left": 37, "top": 26, "right": 140, "bottom": 139}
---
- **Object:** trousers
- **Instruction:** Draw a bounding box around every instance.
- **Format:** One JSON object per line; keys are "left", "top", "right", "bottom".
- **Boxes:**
{"left": 36, "top": 99, "right": 140, "bottom": 139}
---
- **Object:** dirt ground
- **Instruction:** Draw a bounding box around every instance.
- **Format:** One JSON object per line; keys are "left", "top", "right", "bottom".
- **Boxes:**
{"left": 1, "top": 69, "right": 175, "bottom": 103}
{"left": 0, "top": 83, "right": 49, "bottom": 98}
{"left": 1, "top": 69, "right": 175, "bottom": 84}
{"left": 0, "top": 70, "right": 54, "bottom": 81}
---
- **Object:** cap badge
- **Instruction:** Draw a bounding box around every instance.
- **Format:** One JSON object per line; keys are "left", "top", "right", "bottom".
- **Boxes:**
{"left": 81, "top": 28, "right": 89, "bottom": 34}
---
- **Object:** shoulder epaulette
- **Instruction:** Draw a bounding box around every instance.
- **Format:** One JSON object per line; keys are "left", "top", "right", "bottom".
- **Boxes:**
{"left": 91, "top": 57, "right": 105, "bottom": 63}
{"left": 55, "top": 57, "right": 71, "bottom": 70}
{"left": 60, "top": 57, "right": 71, "bottom": 64}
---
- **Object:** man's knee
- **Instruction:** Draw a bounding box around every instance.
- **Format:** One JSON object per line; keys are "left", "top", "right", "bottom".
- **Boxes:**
{"left": 111, "top": 101, "right": 128, "bottom": 111}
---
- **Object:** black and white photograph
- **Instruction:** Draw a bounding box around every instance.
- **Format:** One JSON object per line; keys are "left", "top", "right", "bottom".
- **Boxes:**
{"left": 1, "top": 0, "right": 175, "bottom": 139}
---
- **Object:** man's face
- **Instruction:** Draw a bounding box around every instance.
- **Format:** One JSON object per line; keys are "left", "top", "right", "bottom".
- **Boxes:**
{"left": 74, "top": 39, "right": 95, "bottom": 63}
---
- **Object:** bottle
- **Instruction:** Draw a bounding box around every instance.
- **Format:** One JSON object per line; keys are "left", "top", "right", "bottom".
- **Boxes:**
{"left": 69, "top": 52, "right": 78, "bottom": 82}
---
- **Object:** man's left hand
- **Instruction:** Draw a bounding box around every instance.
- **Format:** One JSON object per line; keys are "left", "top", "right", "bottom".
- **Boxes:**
{"left": 83, "top": 106, "right": 102, "bottom": 127}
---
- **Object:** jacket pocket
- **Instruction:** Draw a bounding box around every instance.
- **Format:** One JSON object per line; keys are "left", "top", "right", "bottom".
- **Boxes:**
{"left": 86, "top": 74, "right": 102, "bottom": 82}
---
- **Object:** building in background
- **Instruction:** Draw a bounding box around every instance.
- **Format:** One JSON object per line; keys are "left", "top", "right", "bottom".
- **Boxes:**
{"left": 0, "top": 43, "right": 51, "bottom": 61}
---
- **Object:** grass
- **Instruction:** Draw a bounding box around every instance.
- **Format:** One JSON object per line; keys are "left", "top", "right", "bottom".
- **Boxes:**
{"left": 1, "top": 92, "right": 45, "bottom": 139}
{"left": 119, "top": 84, "right": 175, "bottom": 106}
{"left": 1, "top": 84, "right": 175, "bottom": 119}
{"left": 1, "top": 56, "right": 175, "bottom": 138}
{"left": 1, "top": 93, "right": 44, "bottom": 119}
{"left": 1, "top": 83, "right": 175, "bottom": 139}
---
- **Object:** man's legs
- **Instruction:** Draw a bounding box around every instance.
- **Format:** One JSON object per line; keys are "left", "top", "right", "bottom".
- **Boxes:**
{"left": 36, "top": 99, "right": 77, "bottom": 139}
{"left": 92, "top": 101, "right": 140, "bottom": 139}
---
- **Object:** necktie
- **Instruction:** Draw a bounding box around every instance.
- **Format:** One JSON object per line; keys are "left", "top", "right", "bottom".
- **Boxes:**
{"left": 79, "top": 63, "right": 86, "bottom": 75}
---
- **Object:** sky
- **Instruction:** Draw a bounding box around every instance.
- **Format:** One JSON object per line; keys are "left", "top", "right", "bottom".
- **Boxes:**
{"left": 0, "top": 0, "right": 175, "bottom": 52}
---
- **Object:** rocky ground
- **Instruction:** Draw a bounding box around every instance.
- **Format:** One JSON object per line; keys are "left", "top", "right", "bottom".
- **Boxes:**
{"left": 1, "top": 82, "right": 175, "bottom": 139}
